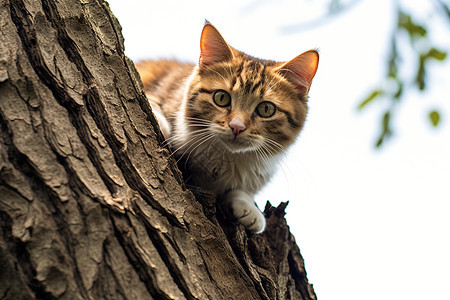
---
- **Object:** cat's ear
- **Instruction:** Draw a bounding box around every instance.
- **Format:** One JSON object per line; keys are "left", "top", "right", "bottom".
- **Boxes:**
{"left": 199, "top": 23, "right": 234, "bottom": 66}
{"left": 277, "top": 50, "right": 319, "bottom": 93}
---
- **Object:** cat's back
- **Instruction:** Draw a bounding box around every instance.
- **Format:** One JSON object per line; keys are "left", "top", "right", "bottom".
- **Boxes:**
{"left": 136, "top": 59, "right": 195, "bottom": 121}
{"left": 136, "top": 59, "right": 194, "bottom": 96}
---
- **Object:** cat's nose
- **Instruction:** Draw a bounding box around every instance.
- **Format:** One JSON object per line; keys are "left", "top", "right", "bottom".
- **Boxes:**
{"left": 229, "top": 116, "right": 246, "bottom": 136}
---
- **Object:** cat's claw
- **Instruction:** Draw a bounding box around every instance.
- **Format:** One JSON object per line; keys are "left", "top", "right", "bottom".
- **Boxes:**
{"left": 239, "top": 209, "right": 250, "bottom": 218}
{"left": 224, "top": 190, "right": 266, "bottom": 233}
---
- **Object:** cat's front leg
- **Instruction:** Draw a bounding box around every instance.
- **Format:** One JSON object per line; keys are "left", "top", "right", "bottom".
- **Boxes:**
{"left": 223, "top": 190, "right": 266, "bottom": 233}
{"left": 150, "top": 103, "right": 171, "bottom": 138}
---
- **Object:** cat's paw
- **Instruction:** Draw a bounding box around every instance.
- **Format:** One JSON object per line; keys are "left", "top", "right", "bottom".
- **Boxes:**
{"left": 224, "top": 190, "right": 266, "bottom": 233}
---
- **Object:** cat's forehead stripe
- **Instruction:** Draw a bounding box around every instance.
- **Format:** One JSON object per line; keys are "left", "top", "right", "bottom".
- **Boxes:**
{"left": 231, "top": 59, "right": 267, "bottom": 98}
{"left": 230, "top": 60, "right": 244, "bottom": 89}
{"left": 251, "top": 65, "right": 266, "bottom": 98}
{"left": 242, "top": 61, "right": 261, "bottom": 95}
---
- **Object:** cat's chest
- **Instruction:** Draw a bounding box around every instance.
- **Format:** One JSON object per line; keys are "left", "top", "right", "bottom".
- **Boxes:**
{"left": 185, "top": 144, "right": 276, "bottom": 196}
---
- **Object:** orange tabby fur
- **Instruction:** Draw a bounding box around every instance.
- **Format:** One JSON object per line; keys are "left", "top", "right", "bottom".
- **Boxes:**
{"left": 136, "top": 23, "right": 318, "bottom": 233}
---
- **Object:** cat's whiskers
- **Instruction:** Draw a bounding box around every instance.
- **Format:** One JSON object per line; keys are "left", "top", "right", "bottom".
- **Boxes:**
{"left": 206, "top": 136, "right": 220, "bottom": 157}
{"left": 175, "top": 124, "right": 216, "bottom": 154}
{"left": 184, "top": 124, "right": 212, "bottom": 129}
{"left": 163, "top": 127, "right": 210, "bottom": 147}
{"left": 173, "top": 134, "right": 213, "bottom": 164}
{"left": 168, "top": 116, "right": 214, "bottom": 127}
{"left": 255, "top": 142, "right": 284, "bottom": 182}
{"left": 181, "top": 133, "right": 217, "bottom": 168}
{"left": 184, "top": 116, "right": 214, "bottom": 122}
{"left": 163, "top": 116, "right": 214, "bottom": 144}
{"left": 183, "top": 117, "right": 224, "bottom": 131}
{"left": 263, "top": 137, "right": 286, "bottom": 153}
{"left": 260, "top": 138, "right": 291, "bottom": 182}
{"left": 164, "top": 116, "right": 225, "bottom": 165}
{"left": 166, "top": 128, "right": 211, "bottom": 157}
{"left": 176, "top": 130, "right": 219, "bottom": 169}
{"left": 255, "top": 147, "right": 270, "bottom": 167}
{"left": 220, "top": 141, "right": 228, "bottom": 161}
{"left": 249, "top": 140, "right": 271, "bottom": 167}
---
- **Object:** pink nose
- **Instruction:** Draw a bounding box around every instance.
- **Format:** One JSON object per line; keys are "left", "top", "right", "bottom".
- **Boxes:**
{"left": 229, "top": 117, "right": 246, "bottom": 136}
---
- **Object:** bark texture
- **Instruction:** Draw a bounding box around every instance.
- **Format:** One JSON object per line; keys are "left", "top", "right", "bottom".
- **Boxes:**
{"left": 0, "top": 0, "right": 316, "bottom": 299}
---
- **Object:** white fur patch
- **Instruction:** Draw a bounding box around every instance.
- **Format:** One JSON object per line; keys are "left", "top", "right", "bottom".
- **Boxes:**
{"left": 151, "top": 104, "right": 171, "bottom": 138}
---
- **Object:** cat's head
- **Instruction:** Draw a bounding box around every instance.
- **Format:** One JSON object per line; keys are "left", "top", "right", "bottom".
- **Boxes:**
{"left": 183, "top": 22, "right": 318, "bottom": 155}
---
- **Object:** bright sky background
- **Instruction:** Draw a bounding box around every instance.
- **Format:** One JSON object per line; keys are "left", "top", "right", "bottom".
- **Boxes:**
{"left": 107, "top": 1, "right": 450, "bottom": 299}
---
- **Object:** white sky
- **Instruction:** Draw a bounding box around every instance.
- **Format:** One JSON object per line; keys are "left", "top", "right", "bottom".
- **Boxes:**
{"left": 107, "top": 0, "right": 450, "bottom": 299}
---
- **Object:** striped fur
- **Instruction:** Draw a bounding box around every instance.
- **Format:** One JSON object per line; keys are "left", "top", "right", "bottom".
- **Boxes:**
{"left": 136, "top": 23, "right": 318, "bottom": 233}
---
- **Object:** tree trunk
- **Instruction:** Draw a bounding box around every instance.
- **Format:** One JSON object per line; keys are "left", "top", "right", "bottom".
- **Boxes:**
{"left": 0, "top": 0, "right": 317, "bottom": 299}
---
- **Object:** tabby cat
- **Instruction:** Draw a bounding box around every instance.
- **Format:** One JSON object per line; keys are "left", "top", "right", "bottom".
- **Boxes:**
{"left": 136, "top": 23, "right": 318, "bottom": 233}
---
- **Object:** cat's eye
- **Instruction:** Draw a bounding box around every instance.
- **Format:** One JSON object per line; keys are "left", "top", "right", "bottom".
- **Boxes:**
{"left": 213, "top": 90, "right": 231, "bottom": 107}
{"left": 255, "top": 101, "right": 276, "bottom": 118}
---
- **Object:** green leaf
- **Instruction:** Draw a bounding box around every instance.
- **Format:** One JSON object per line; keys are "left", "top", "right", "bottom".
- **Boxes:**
{"left": 427, "top": 48, "right": 447, "bottom": 61}
{"left": 429, "top": 110, "right": 441, "bottom": 127}
{"left": 375, "top": 111, "right": 392, "bottom": 148}
{"left": 416, "top": 55, "right": 426, "bottom": 90}
{"left": 375, "top": 135, "right": 384, "bottom": 148}
{"left": 358, "top": 90, "right": 383, "bottom": 110}
{"left": 382, "top": 111, "right": 391, "bottom": 135}
{"left": 398, "top": 12, "right": 427, "bottom": 39}
{"left": 388, "top": 39, "right": 398, "bottom": 78}
{"left": 393, "top": 80, "right": 404, "bottom": 100}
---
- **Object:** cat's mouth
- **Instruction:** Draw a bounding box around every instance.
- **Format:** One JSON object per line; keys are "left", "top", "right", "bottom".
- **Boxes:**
{"left": 217, "top": 133, "right": 257, "bottom": 153}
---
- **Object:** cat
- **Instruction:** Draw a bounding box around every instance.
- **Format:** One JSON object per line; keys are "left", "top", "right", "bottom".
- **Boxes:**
{"left": 136, "top": 22, "right": 318, "bottom": 233}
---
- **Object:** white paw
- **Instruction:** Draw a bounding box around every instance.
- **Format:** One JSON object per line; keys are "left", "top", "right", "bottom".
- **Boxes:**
{"left": 224, "top": 190, "right": 266, "bottom": 233}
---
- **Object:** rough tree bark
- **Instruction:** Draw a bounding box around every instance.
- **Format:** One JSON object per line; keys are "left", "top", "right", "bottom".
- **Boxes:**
{"left": 0, "top": 0, "right": 317, "bottom": 299}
